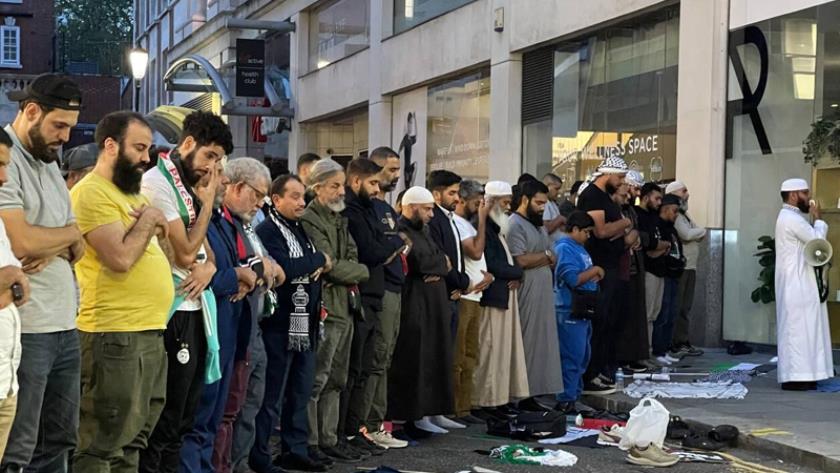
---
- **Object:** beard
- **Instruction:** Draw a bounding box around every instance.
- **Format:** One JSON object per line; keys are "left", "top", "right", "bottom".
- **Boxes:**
{"left": 680, "top": 198, "right": 689, "bottom": 212}
{"left": 112, "top": 150, "right": 145, "bottom": 194}
{"left": 326, "top": 198, "right": 346, "bottom": 213}
{"left": 407, "top": 212, "right": 424, "bottom": 230}
{"left": 28, "top": 121, "right": 61, "bottom": 163}
{"left": 357, "top": 186, "right": 373, "bottom": 205}
{"left": 526, "top": 204, "right": 544, "bottom": 227}
{"left": 181, "top": 150, "right": 203, "bottom": 187}
{"left": 380, "top": 177, "right": 399, "bottom": 193}
{"left": 797, "top": 198, "right": 810, "bottom": 214}
{"left": 490, "top": 206, "right": 510, "bottom": 236}
{"left": 605, "top": 181, "right": 618, "bottom": 195}
{"left": 441, "top": 199, "right": 457, "bottom": 212}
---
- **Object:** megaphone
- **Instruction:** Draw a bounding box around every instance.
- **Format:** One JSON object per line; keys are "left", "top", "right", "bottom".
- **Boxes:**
{"left": 805, "top": 238, "right": 833, "bottom": 302}
{"left": 805, "top": 238, "right": 833, "bottom": 267}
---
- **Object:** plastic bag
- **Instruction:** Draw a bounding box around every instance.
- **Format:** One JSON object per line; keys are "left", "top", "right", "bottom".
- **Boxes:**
{"left": 619, "top": 397, "right": 670, "bottom": 451}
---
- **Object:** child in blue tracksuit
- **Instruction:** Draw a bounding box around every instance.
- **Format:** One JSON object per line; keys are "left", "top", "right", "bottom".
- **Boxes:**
{"left": 554, "top": 211, "right": 605, "bottom": 407}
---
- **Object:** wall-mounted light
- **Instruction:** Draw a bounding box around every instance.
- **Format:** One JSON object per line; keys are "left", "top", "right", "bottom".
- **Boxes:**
{"left": 494, "top": 8, "right": 504, "bottom": 33}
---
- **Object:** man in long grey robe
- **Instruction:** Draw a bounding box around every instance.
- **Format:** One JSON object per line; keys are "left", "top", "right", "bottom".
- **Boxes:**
{"left": 507, "top": 180, "right": 564, "bottom": 403}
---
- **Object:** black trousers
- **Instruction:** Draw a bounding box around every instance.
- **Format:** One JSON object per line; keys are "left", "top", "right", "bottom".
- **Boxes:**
{"left": 583, "top": 270, "right": 623, "bottom": 383}
{"left": 139, "top": 310, "right": 207, "bottom": 473}
{"left": 339, "top": 299, "right": 381, "bottom": 437}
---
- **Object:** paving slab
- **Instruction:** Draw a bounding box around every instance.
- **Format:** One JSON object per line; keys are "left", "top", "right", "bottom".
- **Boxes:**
{"left": 583, "top": 348, "right": 840, "bottom": 473}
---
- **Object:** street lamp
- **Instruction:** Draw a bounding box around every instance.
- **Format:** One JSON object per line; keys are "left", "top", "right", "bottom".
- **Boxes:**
{"left": 128, "top": 47, "right": 149, "bottom": 112}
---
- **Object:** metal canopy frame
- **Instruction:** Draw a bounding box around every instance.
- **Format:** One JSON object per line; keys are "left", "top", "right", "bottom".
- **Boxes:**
{"left": 163, "top": 54, "right": 293, "bottom": 118}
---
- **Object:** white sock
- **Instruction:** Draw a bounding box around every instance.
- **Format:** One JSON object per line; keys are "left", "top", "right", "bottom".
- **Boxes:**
{"left": 431, "top": 415, "right": 466, "bottom": 429}
{"left": 415, "top": 417, "right": 448, "bottom": 434}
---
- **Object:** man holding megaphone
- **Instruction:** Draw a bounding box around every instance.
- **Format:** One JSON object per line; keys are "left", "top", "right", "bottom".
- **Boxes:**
{"left": 774, "top": 178, "right": 834, "bottom": 391}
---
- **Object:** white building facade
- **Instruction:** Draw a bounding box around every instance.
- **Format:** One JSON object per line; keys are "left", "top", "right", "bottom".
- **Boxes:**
{"left": 135, "top": 0, "right": 840, "bottom": 351}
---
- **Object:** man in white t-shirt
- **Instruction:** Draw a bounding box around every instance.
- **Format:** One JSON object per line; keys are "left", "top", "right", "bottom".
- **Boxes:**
{"left": 0, "top": 128, "right": 31, "bottom": 460}
{"left": 139, "top": 111, "right": 234, "bottom": 473}
{"left": 451, "top": 180, "right": 493, "bottom": 425}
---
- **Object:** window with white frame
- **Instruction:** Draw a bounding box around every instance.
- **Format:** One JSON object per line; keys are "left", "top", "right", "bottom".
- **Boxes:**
{"left": 0, "top": 21, "right": 20, "bottom": 68}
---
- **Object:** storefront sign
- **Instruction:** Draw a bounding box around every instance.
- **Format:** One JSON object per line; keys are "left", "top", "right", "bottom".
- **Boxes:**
{"left": 236, "top": 39, "right": 265, "bottom": 98}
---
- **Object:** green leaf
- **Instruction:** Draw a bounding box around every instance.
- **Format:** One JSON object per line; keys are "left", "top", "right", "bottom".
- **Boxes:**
{"left": 759, "top": 254, "right": 774, "bottom": 267}
{"left": 760, "top": 285, "right": 774, "bottom": 304}
{"left": 751, "top": 288, "right": 761, "bottom": 303}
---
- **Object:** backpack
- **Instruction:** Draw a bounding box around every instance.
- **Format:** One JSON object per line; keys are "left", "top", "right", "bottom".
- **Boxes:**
{"left": 486, "top": 410, "right": 567, "bottom": 440}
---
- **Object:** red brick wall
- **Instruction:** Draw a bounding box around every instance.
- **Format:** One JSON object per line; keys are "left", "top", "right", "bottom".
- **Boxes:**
{"left": 71, "top": 75, "right": 122, "bottom": 124}
{"left": 0, "top": 1, "right": 55, "bottom": 75}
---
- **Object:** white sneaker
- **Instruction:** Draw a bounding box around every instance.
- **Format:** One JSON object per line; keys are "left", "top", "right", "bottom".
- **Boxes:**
{"left": 431, "top": 415, "right": 466, "bottom": 429}
{"left": 664, "top": 354, "right": 681, "bottom": 364}
{"left": 415, "top": 417, "right": 448, "bottom": 434}
{"left": 368, "top": 430, "right": 408, "bottom": 449}
{"left": 655, "top": 356, "right": 673, "bottom": 366}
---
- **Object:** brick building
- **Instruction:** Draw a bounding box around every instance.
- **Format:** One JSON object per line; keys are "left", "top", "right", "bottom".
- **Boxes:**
{"left": 0, "top": 0, "right": 124, "bottom": 145}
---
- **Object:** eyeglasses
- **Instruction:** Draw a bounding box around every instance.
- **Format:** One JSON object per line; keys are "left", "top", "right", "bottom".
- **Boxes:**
{"left": 243, "top": 182, "right": 267, "bottom": 202}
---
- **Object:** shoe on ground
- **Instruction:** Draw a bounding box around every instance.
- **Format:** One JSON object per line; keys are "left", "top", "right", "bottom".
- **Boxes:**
{"left": 727, "top": 341, "right": 753, "bottom": 356}
{"left": 496, "top": 404, "right": 520, "bottom": 417}
{"left": 678, "top": 343, "right": 704, "bottom": 357}
{"left": 348, "top": 434, "right": 386, "bottom": 456}
{"left": 582, "top": 378, "right": 617, "bottom": 396}
{"left": 277, "top": 453, "right": 328, "bottom": 472}
{"left": 554, "top": 401, "right": 577, "bottom": 415}
{"left": 655, "top": 355, "right": 673, "bottom": 366}
{"left": 307, "top": 446, "right": 334, "bottom": 467}
{"left": 626, "top": 443, "right": 680, "bottom": 467}
{"left": 781, "top": 381, "right": 817, "bottom": 391}
{"left": 597, "top": 373, "right": 616, "bottom": 386}
{"left": 321, "top": 444, "right": 362, "bottom": 463}
{"left": 623, "top": 363, "right": 648, "bottom": 373}
{"left": 518, "top": 397, "right": 553, "bottom": 412}
{"left": 455, "top": 414, "right": 486, "bottom": 425}
{"left": 597, "top": 424, "right": 624, "bottom": 446}
{"left": 664, "top": 352, "right": 683, "bottom": 363}
{"left": 470, "top": 408, "right": 501, "bottom": 422}
{"left": 341, "top": 440, "right": 371, "bottom": 459}
{"left": 369, "top": 429, "right": 409, "bottom": 449}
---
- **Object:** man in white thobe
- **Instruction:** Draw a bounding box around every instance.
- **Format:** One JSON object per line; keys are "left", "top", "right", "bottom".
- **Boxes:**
{"left": 774, "top": 178, "right": 834, "bottom": 391}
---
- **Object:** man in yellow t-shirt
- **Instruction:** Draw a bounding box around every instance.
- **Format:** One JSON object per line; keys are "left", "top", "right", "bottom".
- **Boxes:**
{"left": 69, "top": 111, "right": 174, "bottom": 472}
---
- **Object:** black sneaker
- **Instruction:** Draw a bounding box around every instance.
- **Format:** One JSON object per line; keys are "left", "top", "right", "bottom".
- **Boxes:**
{"left": 348, "top": 435, "right": 386, "bottom": 456}
{"left": 321, "top": 444, "right": 361, "bottom": 463}
{"left": 340, "top": 440, "right": 371, "bottom": 459}
{"left": 307, "top": 446, "right": 334, "bottom": 467}
{"left": 518, "top": 397, "right": 552, "bottom": 412}
{"left": 455, "top": 414, "right": 486, "bottom": 425}
{"left": 682, "top": 343, "right": 704, "bottom": 357}
{"left": 582, "top": 378, "right": 617, "bottom": 395}
{"left": 277, "top": 453, "right": 328, "bottom": 472}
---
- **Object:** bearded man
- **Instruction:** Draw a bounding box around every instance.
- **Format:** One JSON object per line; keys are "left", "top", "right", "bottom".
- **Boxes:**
{"left": 507, "top": 180, "right": 564, "bottom": 408}
{"left": 70, "top": 111, "right": 173, "bottom": 471}
{"left": 301, "top": 159, "right": 369, "bottom": 463}
{"left": 388, "top": 187, "right": 454, "bottom": 438}
{"left": 472, "top": 181, "right": 529, "bottom": 418}
{"left": 140, "top": 111, "right": 234, "bottom": 473}
{"left": 774, "top": 178, "right": 833, "bottom": 391}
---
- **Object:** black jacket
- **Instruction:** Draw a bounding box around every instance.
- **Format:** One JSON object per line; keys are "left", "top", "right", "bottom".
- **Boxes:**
{"left": 255, "top": 215, "right": 325, "bottom": 342}
{"left": 342, "top": 188, "right": 403, "bottom": 310}
{"left": 428, "top": 205, "right": 470, "bottom": 293}
{"left": 372, "top": 199, "right": 405, "bottom": 291}
{"left": 480, "top": 220, "right": 524, "bottom": 309}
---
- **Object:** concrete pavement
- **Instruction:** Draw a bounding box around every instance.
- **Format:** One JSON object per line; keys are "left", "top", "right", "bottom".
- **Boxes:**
{"left": 584, "top": 348, "right": 840, "bottom": 473}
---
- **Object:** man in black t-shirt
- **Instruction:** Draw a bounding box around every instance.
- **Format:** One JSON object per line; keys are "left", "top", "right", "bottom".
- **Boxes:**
{"left": 576, "top": 157, "right": 632, "bottom": 395}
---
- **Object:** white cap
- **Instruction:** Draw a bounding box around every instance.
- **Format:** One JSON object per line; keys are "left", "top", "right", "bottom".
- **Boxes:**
{"left": 485, "top": 180, "right": 513, "bottom": 197}
{"left": 780, "top": 178, "right": 809, "bottom": 192}
{"left": 401, "top": 186, "right": 435, "bottom": 205}
{"left": 665, "top": 180, "right": 686, "bottom": 195}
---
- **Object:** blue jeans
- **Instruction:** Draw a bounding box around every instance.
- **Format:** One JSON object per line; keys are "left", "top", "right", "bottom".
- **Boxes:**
{"left": 1, "top": 330, "right": 80, "bottom": 473}
{"left": 652, "top": 278, "right": 679, "bottom": 356}
{"left": 250, "top": 330, "right": 316, "bottom": 472}
{"left": 555, "top": 311, "right": 592, "bottom": 403}
{"left": 179, "top": 308, "right": 241, "bottom": 473}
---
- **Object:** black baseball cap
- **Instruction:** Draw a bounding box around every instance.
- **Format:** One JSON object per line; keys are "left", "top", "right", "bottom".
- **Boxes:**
{"left": 61, "top": 142, "right": 98, "bottom": 176}
{"left": 8, "top": 74, "right": 82, "bottom": 111}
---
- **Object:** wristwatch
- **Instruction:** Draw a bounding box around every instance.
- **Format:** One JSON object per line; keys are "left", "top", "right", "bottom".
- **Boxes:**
{"left": 545, "top": 250, "right": 553, "bottom": 259}
{"left": 11, "top": 283, "right": 23, "bottom": 303}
